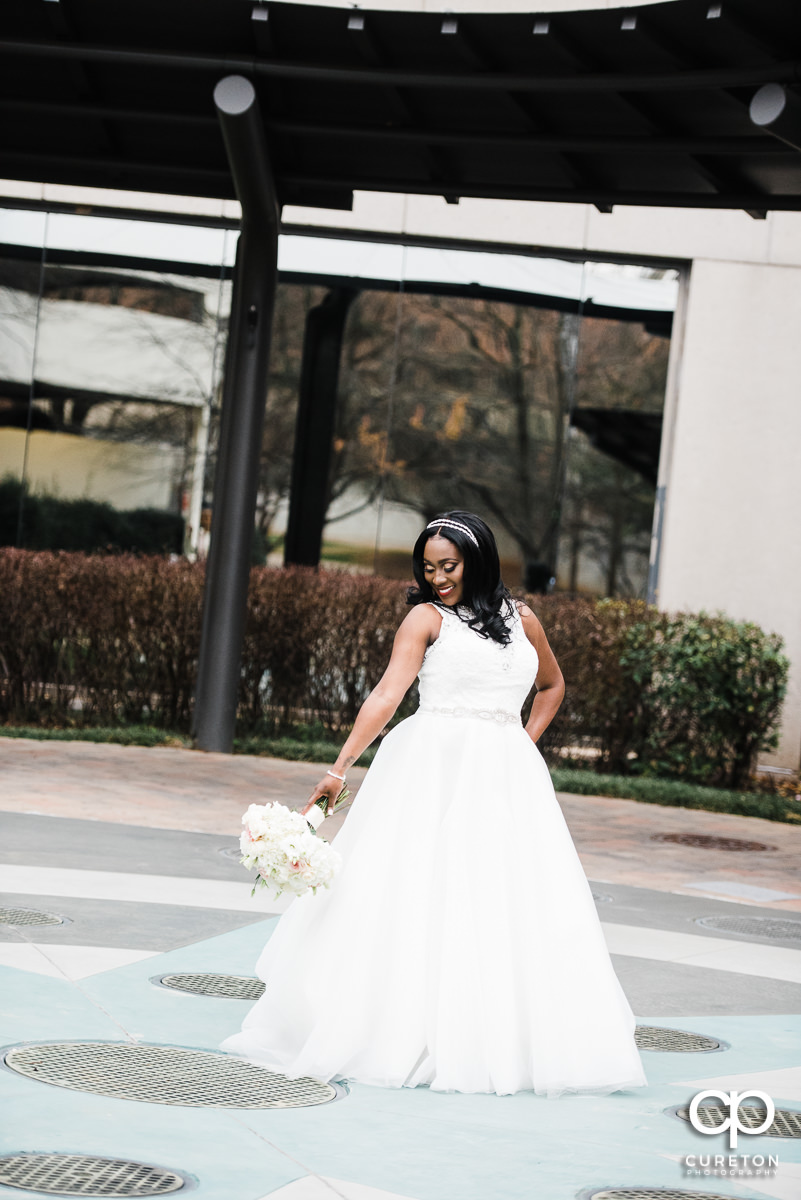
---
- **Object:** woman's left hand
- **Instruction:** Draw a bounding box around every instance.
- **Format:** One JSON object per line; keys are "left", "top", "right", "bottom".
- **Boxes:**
{"left": 300, "top": 775, "right": 342, "bottom": 818}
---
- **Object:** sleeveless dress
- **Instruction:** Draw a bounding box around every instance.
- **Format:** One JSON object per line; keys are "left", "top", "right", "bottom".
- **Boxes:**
{"left": 220, "top": 600, "right": 648, "bottom": 1098}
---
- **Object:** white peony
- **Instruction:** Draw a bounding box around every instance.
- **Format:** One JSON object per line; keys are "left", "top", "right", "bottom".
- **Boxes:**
{"left": 238, "top": 801, "right": 342, "bottom": 898}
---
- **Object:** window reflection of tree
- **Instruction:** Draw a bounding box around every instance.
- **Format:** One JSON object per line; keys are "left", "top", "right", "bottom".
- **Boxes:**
{"left": 316, "top": 290, "right": 668, "bottom": 597}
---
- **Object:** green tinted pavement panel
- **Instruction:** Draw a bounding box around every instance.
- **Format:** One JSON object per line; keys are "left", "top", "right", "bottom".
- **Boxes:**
{"left": 1, "top": 921, "right": 797, "bottom": 1200}
{"left": 0, "top": 1076, "right": 305, "bottom": 1200}
{"left": 0, "top": 964, "right": 125, "bottom": 1043}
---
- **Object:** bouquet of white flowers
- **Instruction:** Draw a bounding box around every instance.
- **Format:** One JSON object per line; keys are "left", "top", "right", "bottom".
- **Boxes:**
{"left": 239, "top": 790, "right": 348, "bottom": 899}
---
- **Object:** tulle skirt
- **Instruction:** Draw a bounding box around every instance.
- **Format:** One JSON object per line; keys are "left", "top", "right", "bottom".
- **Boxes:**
{"left": 220, "top": 711, "right": 648, "bottom": 1098}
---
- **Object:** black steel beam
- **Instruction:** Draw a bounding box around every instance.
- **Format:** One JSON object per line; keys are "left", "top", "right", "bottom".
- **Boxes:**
{"left": 1, "top": 98, "right": 786, "bottom": 155}
{"left": 192, "top": 74, "right": 280, "bottom": 754}
{"left": 0, "top": 97, "right": 217, "bottom": 127}
{"left": 260, "top": 124, "right": 785, "bottom": 156}
{"left": 1, "top": 37, "right": 797, "bottom": 94}
{"left": 284, "top": 287, "right": 358, "bottom": 567}
{"left": 0, "top": 150, "right": 231, "bottom": 187}
{"left": 4, "top": 147, "right": 800, "bottom": 210}
{"left": 267, "top": 121, "right": 783, "bottom": 156}
{"left": 278, "top": 173, "right": 801, "bottom": 209}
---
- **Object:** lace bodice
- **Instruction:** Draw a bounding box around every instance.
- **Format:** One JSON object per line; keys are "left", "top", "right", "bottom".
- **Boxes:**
{"left": 416, "top": 600, "right": 539, "bottom": 722}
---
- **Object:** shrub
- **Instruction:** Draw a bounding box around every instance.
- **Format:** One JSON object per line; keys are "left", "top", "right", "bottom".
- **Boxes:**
{"left": 0, "top": 477, "right": 183, "bottom": 555}
{"left": 618, "top": 611, "right": 789, "bottom": 789}
{"left": 523, "top": 594, "right": 652, "bottom": 771}
{"left": 241, "top": 567, "right": 413, "bottom": 731}
{"left": 0, "top": 550, "right": 203, "bottom": 728}
{"left": 0, "top": 549, "right": 789, "bottom": 788}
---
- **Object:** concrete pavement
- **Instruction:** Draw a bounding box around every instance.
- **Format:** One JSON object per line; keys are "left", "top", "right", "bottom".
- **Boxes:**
{"left": 1, "top": 735, "right": 800, "bottom": 1200}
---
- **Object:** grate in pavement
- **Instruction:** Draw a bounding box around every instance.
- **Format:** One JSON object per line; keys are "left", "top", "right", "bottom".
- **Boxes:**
{"left": 218, "top": 846, "right": 243, "bottom": 861}
{"left": 581, "top": 1191, "right": 749, "bottom": 1200}
{"left": 675, "top": 1102, "right": 801, "bottom": 1138}
{"left": 634, "top": 1026, "right": 722, "bottom": 1053}
{"left": 695, "top": 914, "right": 801, "bottom": 941}
{"left": 2, "top": 1041, "right": 342, "bottom": 1109}
{"left": 0, "top": 906, "right": 67, "bottom": 928}
{"left": 0, "top": 1152, "right": 185, "bottom": 1196}
{"left": 650, "top": 832, "right": 775, "bottom": 851}
{"left": 154, "top": 973, "right": 265, "bottom": 1000}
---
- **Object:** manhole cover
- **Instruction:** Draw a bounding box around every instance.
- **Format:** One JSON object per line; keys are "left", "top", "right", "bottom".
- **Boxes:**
{"left": 675, "top": 1102, "right": 801, "bottom": 1138}
{"left": 634, "top": 1026, "right": 722, "bottom": 1053}
{"left": 580, "top": 1191, "right": 743, "bottom": 1200}
{"left": 154, "top": 974, "right": 265, "bottom": 1000}
{"left": 695, "top": 914, "right": 801, "bottom": 941}
{"left": 2, "top": 1042, "right": 342, "bottom": 1109}
{"left": 0, "top": 1152, "right": 185, "bottom": 1196}
{"left": 650, "top": 833, "right": 775, "bottom": 851}
{"left": 218, "top": 847, "right": 243, "bottom": 861}
{"left": 0, "top": 907, "right": 67, "bottom": 928}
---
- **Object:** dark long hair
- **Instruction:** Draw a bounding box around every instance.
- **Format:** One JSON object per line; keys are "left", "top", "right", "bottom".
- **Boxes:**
{"left": 406, "top": 509, "right": 514, "bottom": 645}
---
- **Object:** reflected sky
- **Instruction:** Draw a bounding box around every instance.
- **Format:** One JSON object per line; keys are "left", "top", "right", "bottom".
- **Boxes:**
{"left": 0, "top": 208, "right": 678, "bottom": 313}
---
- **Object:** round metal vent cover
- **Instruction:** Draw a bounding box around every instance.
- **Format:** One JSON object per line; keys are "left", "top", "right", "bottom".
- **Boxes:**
{"left": 218, "top": 847, "right": 243, "bottom": 862}
{"left": 695, "top": 914, "right": 801, "bottom": 941}
{"left": 650, "top": 832, "right": 775, "bottom": 851}
{"left": 0, "top": 1152, "right": 185, "bottom": 1196}
{"left": 634, "top": 1026, "right": 722, "bottom": 1053}
{"left": 2, "top": 1042, "right": 342, "bottom": 1109}
{"left": 0, "top": 906, "right": 67, "bottom": 928}
{"left": 675, "top": 1101, "right": 801, "bottom": 1139}
{"left": 154, "top": 974, "right": 265, "bottom": 1001}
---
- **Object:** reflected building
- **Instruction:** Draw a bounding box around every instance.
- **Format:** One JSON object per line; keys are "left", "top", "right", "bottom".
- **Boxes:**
{"left": 0, "top": 209, "right": 675, "bottom": 594}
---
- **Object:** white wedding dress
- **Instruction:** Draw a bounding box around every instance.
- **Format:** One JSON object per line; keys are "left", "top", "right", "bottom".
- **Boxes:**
{"left": 220, "top": 600, "right": 648, "bottom": 1098}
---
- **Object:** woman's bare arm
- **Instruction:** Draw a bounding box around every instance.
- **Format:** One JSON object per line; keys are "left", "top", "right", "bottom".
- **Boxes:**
{"left": 302, "top": 604, "right": 440, "bottom": 814}
{"left": 517, "top": 602, "right": 565, "bottom": 745}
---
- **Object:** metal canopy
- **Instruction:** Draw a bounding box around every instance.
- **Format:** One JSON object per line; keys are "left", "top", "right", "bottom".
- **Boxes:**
{"left": 2, "top": 0, "right": 801, "bottom": 214}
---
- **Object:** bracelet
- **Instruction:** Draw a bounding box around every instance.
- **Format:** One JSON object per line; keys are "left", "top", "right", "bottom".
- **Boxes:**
{"left": 326, "top": 769, "right": 346, "bottom": 781}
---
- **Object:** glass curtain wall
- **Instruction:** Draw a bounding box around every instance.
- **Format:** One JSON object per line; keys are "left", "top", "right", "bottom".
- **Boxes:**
{"left": 324, "top": 257, "right": 674, "bottom": 599}
{"left": 567, "top": 288, "right": 671, "bottom": 598}
{"left": 0, "top": 210, "right": 47, "bottom": 549}
{"left": 0, "top": 210, "right": 234, "bottom": 557}
{"left": 0, "top": 205, "right": 675, "bottom": 598}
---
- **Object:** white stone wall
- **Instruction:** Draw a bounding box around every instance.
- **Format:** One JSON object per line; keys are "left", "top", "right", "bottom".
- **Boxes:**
{"left": 656, "top": 258, "right": 801, "bottom": 770}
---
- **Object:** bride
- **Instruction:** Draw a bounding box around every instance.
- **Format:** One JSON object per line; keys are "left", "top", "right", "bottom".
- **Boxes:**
{"left": 220, "top": 509, "right": 648, "bottom": 1099}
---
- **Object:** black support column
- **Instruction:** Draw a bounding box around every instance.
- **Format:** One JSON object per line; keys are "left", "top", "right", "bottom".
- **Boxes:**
{"left": 284, "top": 287, "right": 357, "bottom": 566}
{"left": 193, "top": 75, "right": 279, "bottom": 753}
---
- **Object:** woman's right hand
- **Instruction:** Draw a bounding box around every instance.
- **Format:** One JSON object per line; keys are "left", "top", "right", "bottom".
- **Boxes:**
{"left": 300, "top": 774, "right": 342, "bottom": 818}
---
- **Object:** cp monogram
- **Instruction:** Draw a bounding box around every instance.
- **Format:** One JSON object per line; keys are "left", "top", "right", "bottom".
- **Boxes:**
{"left": 689, "top": 1089, "right": 775, "bottom": 1149}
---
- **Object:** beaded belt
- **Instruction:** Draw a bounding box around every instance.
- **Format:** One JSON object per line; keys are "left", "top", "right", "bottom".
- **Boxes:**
{"left": 417, "top": 703, "right": 521, "bottom": 726}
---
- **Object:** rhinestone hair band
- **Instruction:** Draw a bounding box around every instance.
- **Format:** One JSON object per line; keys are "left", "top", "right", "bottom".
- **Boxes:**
{"left": 425, "top": 519, "right": 479, "bottom": 547}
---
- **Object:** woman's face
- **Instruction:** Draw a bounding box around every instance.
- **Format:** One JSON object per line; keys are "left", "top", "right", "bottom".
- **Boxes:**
{"left": 423, "top": 535, "right": 465, "bottom": 605}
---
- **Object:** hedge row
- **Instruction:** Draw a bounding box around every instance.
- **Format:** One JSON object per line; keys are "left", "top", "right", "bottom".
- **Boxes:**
{"left": 0, "top": 478, "right": 184, "bottom": 555}
{"left": 530, "top": 596, "right": 789, "bottom": 789}
{"left": 0, "top": 550, "right": 789, "bottom": 789}
{"left": 0, "top": 550, "right": 409, "bottom": 734}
